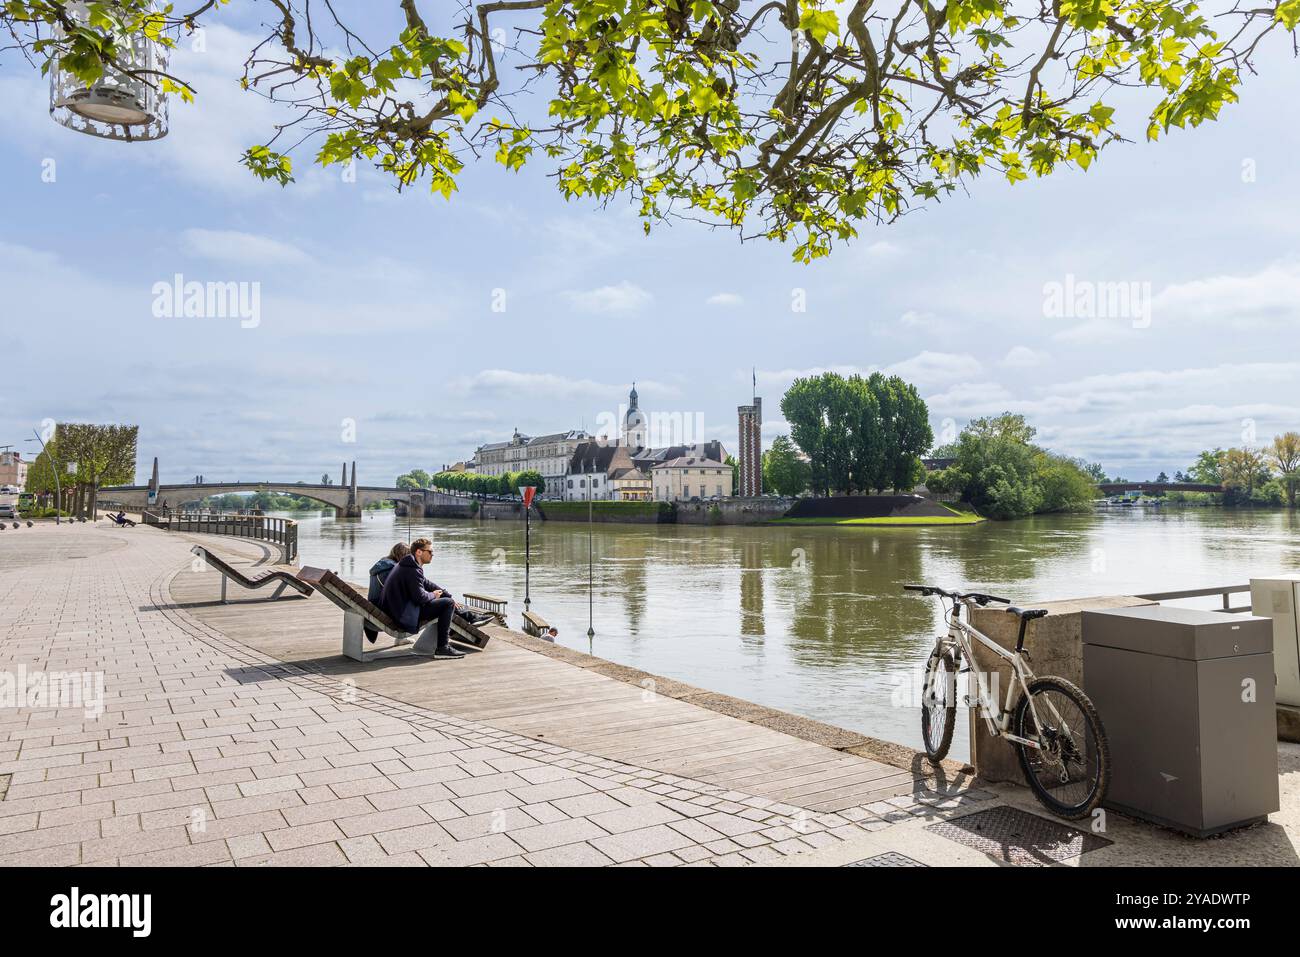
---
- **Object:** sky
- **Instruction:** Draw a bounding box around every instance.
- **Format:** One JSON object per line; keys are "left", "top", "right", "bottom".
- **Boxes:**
{"left": 2, "top": 8, "right": 1298, "bottom": 486}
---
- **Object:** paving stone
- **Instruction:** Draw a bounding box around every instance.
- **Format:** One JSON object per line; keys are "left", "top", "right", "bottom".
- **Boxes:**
{"left": 587, "top": 802, "right": 684, "bottom": 834}
{"left": 549, "top": 792, "right": 625, "bottom": 818}
{"left": 509, "top": 818, "right": 609, "bottom": 852}
{"left": 589, "top": 824, "right": 695, "bottom": 864}
{"left": 417, "top": 833, "right": 524, "bottom": 866}
{"left": 523, "top": 842, "right": 615, "bottom": 867}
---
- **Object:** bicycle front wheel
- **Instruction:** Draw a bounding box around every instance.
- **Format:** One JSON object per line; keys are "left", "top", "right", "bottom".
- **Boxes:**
{"left": 920, "top": 646, "right": 957, "bottom": 763}
{"left": 1014, "top": 677, "right": 1109, "bottom": 819}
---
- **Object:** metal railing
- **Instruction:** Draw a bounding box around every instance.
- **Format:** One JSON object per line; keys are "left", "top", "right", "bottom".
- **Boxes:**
{"left": 143, "top": 510, "right": 298, "bottom": 563}
{"left": 1135, "top": 584, "right": 1251, "bottom": 614}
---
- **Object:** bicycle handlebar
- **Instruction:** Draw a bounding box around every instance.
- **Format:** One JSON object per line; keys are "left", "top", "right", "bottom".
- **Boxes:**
{"left": 903, "top": 584, "right": 1011, "bottom": 605}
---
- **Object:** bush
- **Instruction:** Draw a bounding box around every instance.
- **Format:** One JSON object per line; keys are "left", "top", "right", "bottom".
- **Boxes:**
{"left": 929, "top": 414, "right": 1097, "bottom": 519}
{"left": 538, "top": 501, "right": 673, "bottom": 521}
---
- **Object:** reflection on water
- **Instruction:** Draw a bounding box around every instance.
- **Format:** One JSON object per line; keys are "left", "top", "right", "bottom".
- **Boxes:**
{"left": 279, "top": 508, "right": 1300, "bottom": 760}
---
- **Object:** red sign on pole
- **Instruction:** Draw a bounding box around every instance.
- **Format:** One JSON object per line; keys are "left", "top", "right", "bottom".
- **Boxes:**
{"left": 519, "top": 486, "right": 536, "bottom": 508}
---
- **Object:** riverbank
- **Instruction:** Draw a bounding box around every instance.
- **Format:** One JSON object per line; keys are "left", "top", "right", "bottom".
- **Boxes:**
{"left": 2, "top": 523, "right": 1294, "bottom": 867}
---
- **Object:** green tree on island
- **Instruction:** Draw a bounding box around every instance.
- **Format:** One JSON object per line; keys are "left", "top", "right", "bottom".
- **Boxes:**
{"left": 926, "top": 413, "right": 1097, "bottom": 519}
{"left": 782, "top": 372, "right": 931, "bottom": 495}
{"left": 8, "top": 2, "right": 1296, "bottom": 262}
{"left": 763, "top": 436, "right": 811, "bottom": 497}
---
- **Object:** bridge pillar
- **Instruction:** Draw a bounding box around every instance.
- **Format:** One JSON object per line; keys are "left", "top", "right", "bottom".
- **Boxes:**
{"left": 406, "top": 490, "right": 426, "bottom": 519}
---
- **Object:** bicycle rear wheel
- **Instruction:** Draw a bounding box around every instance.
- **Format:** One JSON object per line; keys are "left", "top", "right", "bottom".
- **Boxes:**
{"left": 1014, "top": 677, "right": 1109, "bottom": 819}
{"left": 920, "top": 646, "right": 957, "bottom": 762}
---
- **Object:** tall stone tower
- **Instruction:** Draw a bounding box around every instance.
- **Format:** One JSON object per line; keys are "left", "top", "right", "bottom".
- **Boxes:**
{"left": 623, "top": 382, "right": 648, "bottom": 450}
{"left": 737, "top": 371, "right": 762, "bottom": 497}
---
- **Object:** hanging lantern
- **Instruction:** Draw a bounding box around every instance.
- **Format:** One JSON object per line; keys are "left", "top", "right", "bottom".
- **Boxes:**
{"left": 49, "top": 2, "right": 169, "bottom": 141}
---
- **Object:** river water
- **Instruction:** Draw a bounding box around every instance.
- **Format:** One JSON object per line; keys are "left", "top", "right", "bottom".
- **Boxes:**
{"left": 278, "top": 507, "right": 1299, "bottom": 759}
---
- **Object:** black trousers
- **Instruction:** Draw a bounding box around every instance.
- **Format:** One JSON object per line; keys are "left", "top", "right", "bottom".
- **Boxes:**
{"left": 416, "top": 596, "right": 456, "bottom": 647}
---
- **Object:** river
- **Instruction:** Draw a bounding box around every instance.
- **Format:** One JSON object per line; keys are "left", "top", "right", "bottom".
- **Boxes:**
{"left": 276, "top": 507, "right": 1300, "bottom": 760}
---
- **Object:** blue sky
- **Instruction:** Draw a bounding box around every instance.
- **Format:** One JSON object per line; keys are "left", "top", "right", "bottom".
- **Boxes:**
{"left": 2, "top": 11, "right": 1298, "bottom": 485}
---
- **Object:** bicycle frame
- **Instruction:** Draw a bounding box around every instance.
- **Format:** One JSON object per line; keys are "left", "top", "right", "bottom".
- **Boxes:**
{"left": 934, "top": 601, "right": 1047, "bottom": 752}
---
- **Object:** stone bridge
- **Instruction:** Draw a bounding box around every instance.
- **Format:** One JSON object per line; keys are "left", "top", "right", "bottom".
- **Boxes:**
{"left": 100, "top": 460, "right": 465, "bottom": 518}
{"left": 1096, "top": 481, "right": 1224, "bottom": 495}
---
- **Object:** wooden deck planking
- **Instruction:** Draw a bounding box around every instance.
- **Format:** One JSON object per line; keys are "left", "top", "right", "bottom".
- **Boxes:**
{"left": 167, "top": 539, "right": 930, "bottom": 810}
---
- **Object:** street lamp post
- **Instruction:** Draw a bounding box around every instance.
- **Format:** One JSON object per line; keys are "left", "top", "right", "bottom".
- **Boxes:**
{"left": 518, "top": 485, "right": 536, "bottom": 610}
{"left": 586, "top": 461, "right": 595, "bottom": 646}
{"left": 27, "top": 428, "right": 61, "bottom": 525}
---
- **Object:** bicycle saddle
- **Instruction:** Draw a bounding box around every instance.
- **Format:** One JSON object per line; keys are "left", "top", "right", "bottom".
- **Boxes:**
{"left": 1005, "top": 606, "right": 1048, "bottom": 620}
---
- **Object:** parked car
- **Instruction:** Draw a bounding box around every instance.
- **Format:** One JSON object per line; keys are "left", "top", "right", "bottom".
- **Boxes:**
{"left": 0, "top": 503, "right": 16, "bottom": 519}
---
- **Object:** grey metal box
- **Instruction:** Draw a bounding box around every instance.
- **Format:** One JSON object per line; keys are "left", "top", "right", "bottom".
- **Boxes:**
{"left": 1081, "top": 607, "right": 1279, "bottom": 837}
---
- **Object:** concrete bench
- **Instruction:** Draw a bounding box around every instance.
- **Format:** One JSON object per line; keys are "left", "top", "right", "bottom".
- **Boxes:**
{"left": 296, "top": 566, "right": 491, "bottom": 663}
{"left": 522, "top": 609, "right": 553, "bottom": 639}
{"left": 191, "top": 545, "right": 313, "bottom": 603}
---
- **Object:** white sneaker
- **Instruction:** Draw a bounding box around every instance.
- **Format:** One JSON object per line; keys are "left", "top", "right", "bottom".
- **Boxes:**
{"left": 393, "top": 635, "right": 412, "bottom": 646}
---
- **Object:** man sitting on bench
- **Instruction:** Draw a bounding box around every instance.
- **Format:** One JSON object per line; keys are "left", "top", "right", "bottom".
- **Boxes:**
{"left": 380, "top": 537, "right": 489, "bottom": 659}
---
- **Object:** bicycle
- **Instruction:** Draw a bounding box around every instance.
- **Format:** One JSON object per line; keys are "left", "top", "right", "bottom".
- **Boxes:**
{"left": 904, "top": 584, "right": 1110, "bottom": 819}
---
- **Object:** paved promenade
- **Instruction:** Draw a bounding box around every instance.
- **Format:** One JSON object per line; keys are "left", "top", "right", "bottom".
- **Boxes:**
{"left": 0, "top": 524, "right": 986, "bottom": 867}
{"left": 2, "top": 523, "right": 1298, "bottom": 867}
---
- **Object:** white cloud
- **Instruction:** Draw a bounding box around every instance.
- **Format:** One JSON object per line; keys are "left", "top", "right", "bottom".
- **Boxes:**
{"left": 707, "top": 292, "right": 744, "bottom": 307}
{"left": 924, "top": 381, "right": 1014, "bottom": 415}
{"left": 1154, "top": 259, "right": 1300, "bottom": 326}
{"left": 448, "top": 370, "right": 679, "bottom": 402}
{"left": 1002, "top": 345, "right": 1048, "bottom": 368}
{"left": 863, "top": 240, "right": 902, "bottom": 258}
{"left": 884, "top": 351, "right": 983, "bottom": 386}
{"left": 565, "top": 280, "right": 653, "bottom": 314}
{"left": 181, "top": 228, "right": 312, "bottom": 266}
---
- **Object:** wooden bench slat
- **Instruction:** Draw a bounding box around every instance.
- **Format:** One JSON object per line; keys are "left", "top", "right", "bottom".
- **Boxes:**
{"left": 522, "top": 609, "right": 552, "bottom": 638}
{"left": 192, "top": 545, "right": 313, "bottom": 601}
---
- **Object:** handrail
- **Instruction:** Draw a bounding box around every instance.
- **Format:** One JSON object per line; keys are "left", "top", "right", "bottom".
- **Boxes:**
{"left": 1135, "top": 584, "right": 1251, "bottom": 614}
{"left": 142, "top": 509, "right": 298, "bottom": 563}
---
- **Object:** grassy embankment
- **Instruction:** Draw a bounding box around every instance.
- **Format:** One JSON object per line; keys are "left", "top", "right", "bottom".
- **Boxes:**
{"left": 772, "top": 503, "right": 984, "bottom": 527}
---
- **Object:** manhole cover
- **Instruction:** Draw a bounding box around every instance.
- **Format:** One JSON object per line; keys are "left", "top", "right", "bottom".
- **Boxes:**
{"left": 845, "top": 852, "right": 926, "bottom": 867}
{"left": 926, "top": 805, "right": 1111, "bottom": 866}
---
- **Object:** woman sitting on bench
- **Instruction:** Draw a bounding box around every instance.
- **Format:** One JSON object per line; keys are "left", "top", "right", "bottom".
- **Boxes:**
{"left": 364, "top": 542, "right": 409, "bottom": 644}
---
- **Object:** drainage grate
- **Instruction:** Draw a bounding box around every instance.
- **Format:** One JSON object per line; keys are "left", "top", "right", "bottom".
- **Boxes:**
{"left": 845, "top": 852, "right": 926, "bottom": 867}
{"left": 926, "top": 805, "right": 1111, "bottom": 866}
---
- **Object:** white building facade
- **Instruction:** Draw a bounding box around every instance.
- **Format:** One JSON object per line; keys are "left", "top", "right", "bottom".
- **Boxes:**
{"left": 472, "top": 428, "right": 590, "bottom": 498}
{"left": 652, "top": 457, "right": 733, "bottom": 501}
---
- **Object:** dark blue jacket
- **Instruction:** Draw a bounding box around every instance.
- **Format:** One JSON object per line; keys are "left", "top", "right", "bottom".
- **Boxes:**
{"left": 364, "top": 557, "right": 398, "bottom": 641}
{"left": 367, "top": 557, "right": 398, "bottom": 605}
{"left": 379, "top": 554, "right": 447, "bottom": 632}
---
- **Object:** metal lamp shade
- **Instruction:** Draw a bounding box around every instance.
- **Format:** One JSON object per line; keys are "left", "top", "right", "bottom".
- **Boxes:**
{"left": 49, "top": 6, "right": 168, "bottom": 141}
